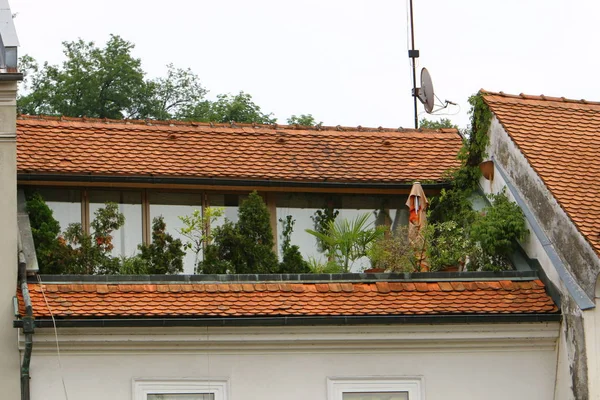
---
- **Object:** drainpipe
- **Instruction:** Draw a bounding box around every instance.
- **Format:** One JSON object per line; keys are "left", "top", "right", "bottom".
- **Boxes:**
{"left": 18, "top": 237, "right": 34, "bottom": 400}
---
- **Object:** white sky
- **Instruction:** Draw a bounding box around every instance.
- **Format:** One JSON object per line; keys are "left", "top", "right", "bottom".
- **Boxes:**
{"left": 9, "top": 0, "right": 600, "bottom": 129}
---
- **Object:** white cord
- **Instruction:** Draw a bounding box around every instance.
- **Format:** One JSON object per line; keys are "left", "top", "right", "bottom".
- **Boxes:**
{"left": 37, "top": 275, "right": 70, "bottom": 400}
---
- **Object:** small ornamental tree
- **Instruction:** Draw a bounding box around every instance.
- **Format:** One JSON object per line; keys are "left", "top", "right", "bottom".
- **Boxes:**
{"left": 178, "top": 207, "right": 224, "bottom": 272}
{"left": 137, "top": 216, "right": 185, "bottom": 274}
{"left": 62, "top": 202, "right": 125, "bottom": 274}
{"left": 278, "top": 215, "right": 310, "bottom": 273}
{"left": 200, "top": 191, "right": 279, "bottom": 274}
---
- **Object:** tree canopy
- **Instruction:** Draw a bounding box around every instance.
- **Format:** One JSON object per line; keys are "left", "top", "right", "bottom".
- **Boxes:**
{"left": 18, "top": 35, "right": 301, "bottom": 124}
{"left": 418, "top": 118, "right": 458, "bottom": 129}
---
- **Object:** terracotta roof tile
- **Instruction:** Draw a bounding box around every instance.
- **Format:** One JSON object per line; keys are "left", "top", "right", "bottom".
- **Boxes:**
{"left": 482, "top": 90, "right": 600, "bottom": 256}
{"left": 18, "top": 280, "right": 558, "bottom": 319}
{"left": 16, "top": 116, "right": 462, "bottom": 184}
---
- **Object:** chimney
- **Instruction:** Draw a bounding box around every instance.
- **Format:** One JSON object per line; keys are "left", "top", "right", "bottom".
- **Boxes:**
{"left": 0, "top": 0, "right": 18, "bottom": 71}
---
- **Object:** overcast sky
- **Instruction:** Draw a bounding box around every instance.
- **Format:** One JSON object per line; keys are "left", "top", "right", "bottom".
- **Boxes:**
{"left": 9, "top": 0, "right": 599, "bottom": 129}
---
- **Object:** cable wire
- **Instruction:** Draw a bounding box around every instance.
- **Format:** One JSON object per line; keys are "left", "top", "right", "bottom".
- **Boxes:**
{"left": 37, "top": 275, "right": 70, "bottom": 400}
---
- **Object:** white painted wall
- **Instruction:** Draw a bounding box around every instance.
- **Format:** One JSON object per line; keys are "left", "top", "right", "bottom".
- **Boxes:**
{"left": 25, "top": 323, "right": 559, "bottom": 400}
{"left": 0, "top": 80, "right": 22, "bottom": 400}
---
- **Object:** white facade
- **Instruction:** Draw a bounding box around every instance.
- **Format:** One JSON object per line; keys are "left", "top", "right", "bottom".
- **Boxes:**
{"left": 0, "top": 79, "right": 22, "bottom": 400}
{"left": 24, "top": 323, "right": 559, "bottom": 400}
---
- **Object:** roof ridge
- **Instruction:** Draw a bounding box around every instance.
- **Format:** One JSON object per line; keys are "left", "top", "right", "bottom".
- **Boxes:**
{"left": 17, "top": 114, "right": 458, "bottom": 135}
{"left": 480, "top": 89, "right": 600, "bottom": 106}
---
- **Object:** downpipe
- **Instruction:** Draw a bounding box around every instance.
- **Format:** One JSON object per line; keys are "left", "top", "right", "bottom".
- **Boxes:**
{"left": 18, "top": 248, "right": 34, "bottom": 400}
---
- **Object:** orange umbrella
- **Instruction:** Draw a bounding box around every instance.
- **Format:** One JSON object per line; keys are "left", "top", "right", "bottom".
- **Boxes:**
{"left": 406, "top": 182, "right": 429, "bottom": 271}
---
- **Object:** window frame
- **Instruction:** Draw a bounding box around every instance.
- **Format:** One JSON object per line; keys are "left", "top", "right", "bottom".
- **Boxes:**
{"left": 132, "top": 378, "right": 229, "bottom": 400}
{"left": 327, "top": 376, "right": 424, "bottom": 400}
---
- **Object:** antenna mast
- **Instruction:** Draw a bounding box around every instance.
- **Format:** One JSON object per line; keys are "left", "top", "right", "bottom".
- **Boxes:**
{"left": 408, "top": 0, "right": 419, "bottom": 129}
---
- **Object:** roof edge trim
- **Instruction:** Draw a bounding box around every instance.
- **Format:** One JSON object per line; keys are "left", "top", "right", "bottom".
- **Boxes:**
{"left": 17, "top": 173, "right": 452, "bottom": 190}
{"left": 14, "top": 314, "right": 562, "bottom": 329}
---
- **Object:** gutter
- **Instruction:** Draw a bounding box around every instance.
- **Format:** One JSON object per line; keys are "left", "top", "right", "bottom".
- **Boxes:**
{"left": 493, "top": 158, "right": 595, "bottom": 310}
{"left": 17, "top": 236, "right": 34, "bottom": 400}
{"left": 17, "top": 173, "right": 452, "bottom": 191}
{"left": 15, "top": 313, "right": 561, "bottom": 329}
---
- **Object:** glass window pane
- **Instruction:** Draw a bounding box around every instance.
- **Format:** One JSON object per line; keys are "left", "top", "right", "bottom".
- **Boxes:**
{"left": 209, "top": 193, "right": 245, "bottom": 226}
{"left": 276, "top": 193, "right": 408, "bottom": 272}
{"left": 276, "top": 192, "right": 328, "bottom": 265}
{"left": 338, "top": 195, "right": 407, "bottom": 271}
{"left": 148, "top": 395, "right": 214, "bottom": 400}
{"left": 33, "top": 188, "right": 81, "bottom": 232}
{"left": 89, "top": 190, "right": 142, "bottom": 258}
{"left": 343, "top": 392, "right": 409, "bottom": 400}
{"left": 149, "top": 192, "right": 203, "bottom": 274}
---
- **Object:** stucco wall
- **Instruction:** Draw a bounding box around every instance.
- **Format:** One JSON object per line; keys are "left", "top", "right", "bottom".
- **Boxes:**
{"left": 485, "top": 117, "right": 593, "bottom": 399}
{"left": 0, "top": 80, "right": 21, "bottom": 400}
{"left": 26, "top": 323, "right": 558, "bottom": 400}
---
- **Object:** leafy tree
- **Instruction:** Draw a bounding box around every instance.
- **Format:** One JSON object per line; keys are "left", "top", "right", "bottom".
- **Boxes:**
{"left": 287, "top": 114, "right": 320, "bottom": 126}
{"left": 19, "top": 35, "right": 146, "bottom": 119}
{"left": 136, "top": 216, "right": 185, "bottom": 274}
{"left": 183, "top": 91, "right": 276, "bottom": 124}
{"left": 418, "top": 118, "right": 457, "bottom": 129}
{"left": 200, "top": 191, "right": 279, "bottom": 274}
{"left": 137, "top": 64, "right": 208, "bottom": 120}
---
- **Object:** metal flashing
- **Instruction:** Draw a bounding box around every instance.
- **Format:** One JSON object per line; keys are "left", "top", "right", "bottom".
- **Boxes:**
{"left": 31, "top": 270, "right": 541, "bottom": 284}
{"left": 493, "top": 158, "right": 595, "bottom": 310}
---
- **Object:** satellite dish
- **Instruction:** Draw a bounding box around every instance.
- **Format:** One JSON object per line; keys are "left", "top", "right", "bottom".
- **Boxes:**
{"left": 416, "top": 68, "right": 434, "bottom": 113}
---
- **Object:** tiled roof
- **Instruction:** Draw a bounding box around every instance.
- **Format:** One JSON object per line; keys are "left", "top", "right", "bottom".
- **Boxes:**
{"left": 482, "top": 90, "right": 600, "bottom": 255}
{"left": 19, "top": 280, "right": 558, "bottom": 319}
{"left": 16, "top": 115, "right": 462, "bottom": 184}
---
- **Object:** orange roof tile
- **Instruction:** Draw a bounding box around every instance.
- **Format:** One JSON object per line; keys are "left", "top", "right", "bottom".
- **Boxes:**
{"left": 18, "top": 280, "right": 558, "bottom": 319}
{"left": 16, "top": 115, "right": 462, "bottom": 184}
{"left": 482, "top": 90, "right": 600, "bottom": 255}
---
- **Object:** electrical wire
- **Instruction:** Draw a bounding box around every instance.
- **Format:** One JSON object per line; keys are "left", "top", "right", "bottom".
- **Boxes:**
{"left": 37, "top": 275, "right": 70, "bottom": 400}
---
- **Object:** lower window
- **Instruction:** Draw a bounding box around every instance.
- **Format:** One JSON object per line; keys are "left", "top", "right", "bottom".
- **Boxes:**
{"left": 133, "top": 379, "right": 228, "bottom": 400}
{"left": 148, "top": 396, "right": 213, "bottom": 400}
{"left": 328, "top": 377, "right": 423, "bottom": 400}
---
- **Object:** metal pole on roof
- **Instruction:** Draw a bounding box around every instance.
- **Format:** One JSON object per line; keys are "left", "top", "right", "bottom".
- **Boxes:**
{"left": 409, "top": 0, "right": 419, "bottom": 129}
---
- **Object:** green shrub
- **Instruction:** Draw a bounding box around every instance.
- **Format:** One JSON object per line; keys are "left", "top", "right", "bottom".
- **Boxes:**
{"left": 137, "top": 216, "right": 185, "bottom": 274}
{"left": 199, "top": 191, "right": 279, "bottom": 274}
{"left": 278, "top": 215, "right": 309, "bottom": 273}
{"left": 367, "top": 226, "right": 419, "bottom": 272}
{"left": 26, "top": 192, "right": 65, "bottom": 274}
{"left": 469, "top": 191, "right": 528, "bottom": 271}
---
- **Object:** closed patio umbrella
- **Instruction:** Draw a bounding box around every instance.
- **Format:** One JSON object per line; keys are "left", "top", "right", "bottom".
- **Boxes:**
{"left": 406, "top": 181, "right": 429, "bottom": 271}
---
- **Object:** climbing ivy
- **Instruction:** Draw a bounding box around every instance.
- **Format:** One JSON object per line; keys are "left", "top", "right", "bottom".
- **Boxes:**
{"left": 427, "top": 92, "right": 528, "bottom": 271}
{"left": 430, "top": 92, "right": 492, "bottom": 223}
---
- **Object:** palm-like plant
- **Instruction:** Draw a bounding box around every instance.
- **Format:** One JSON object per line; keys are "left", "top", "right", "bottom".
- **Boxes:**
{"left": 306, "top": 212, "right": 384, "bottom": 272}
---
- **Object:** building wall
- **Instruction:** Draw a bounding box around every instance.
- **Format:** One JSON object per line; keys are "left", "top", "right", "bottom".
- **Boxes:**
{"left": 485, "top": 117, "right": 593, "bottom": 399}
{"left": 0, "top": 80, "right": 21, "bottom": 400}
{"left": 26, "top": 323, "right": 558, "bottom": 400}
